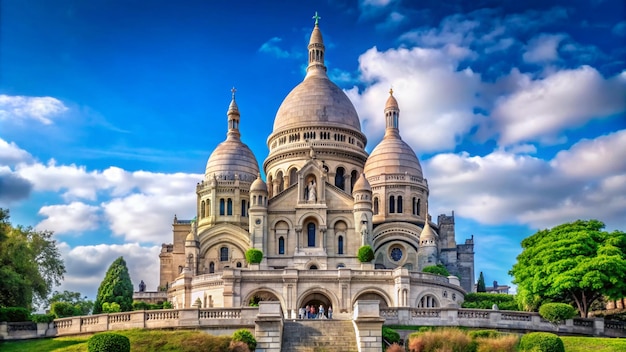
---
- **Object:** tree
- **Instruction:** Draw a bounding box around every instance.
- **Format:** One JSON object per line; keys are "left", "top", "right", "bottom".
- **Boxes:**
{"left": 509, "top": 219, "right": 626, "bottom": 317}
{"left": 477, "top": 271, "right": 486, "bottom": 292}
{"left": 357, "top": 245, "right": 374, "bottom": 262}
{"left": 422, "top": 264, "right": 450, "bottom": 276}
{"left": 0, "top": 208, "right": 65, "bottom": 310}
{"left": 245, "top": 248, "right": 263, "bottom": 264}
{"left": 49, "top": 290, "right": 94, "bottom": 316}
{"left": 93, "top": 256, "right": 133, "bottom": 314}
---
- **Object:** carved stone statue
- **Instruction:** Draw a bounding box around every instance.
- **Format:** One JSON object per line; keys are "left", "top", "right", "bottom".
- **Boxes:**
{"left": 308, "top": 180, "right": 316, "bottom": 201}
{"left": 139, "top": 280, "right": 146, "bottom": 292}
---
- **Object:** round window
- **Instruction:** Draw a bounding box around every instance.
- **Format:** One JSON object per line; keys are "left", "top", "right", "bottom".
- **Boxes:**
{"left": 390, "top": 247, "right": 403, "bottom": 261}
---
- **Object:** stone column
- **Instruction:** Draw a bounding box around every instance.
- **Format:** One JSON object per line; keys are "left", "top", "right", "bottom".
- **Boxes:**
{"left": 255, "top": 301, "right": 284, "bottom": 352}
{"left": 353, "top": 300, "right": 385, "bottom": 352}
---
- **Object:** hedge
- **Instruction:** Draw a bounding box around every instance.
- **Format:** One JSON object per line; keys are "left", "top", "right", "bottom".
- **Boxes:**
{"left": 232, "top": 328, "right": 257, "bottom": 351}
{"left": 519, "top": 332, "right": 564, "bottom": 352}
{"left": 87, "top": 332, "right": 131, "bottom": 352}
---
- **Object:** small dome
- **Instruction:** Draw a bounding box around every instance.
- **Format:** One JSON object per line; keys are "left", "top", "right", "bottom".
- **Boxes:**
{"left": 364, "top": 137, "right": 423, "bottom": 178}
{"left": 250, "top": 174, "right": 268, "bottom": 193}
{"left": 353, "top": 173, "right": 371, "bottom": 192}
{"left": 205, "top": 140, "right": 259, "bottom": 182}
{"left": 185, "top": 231, "right": 197, "bottom": 242}
{"left": 385, "top": 89, "right": 398, "bottom": 110}
{"left": 420, "top": 219, "right": 437, "bottom": 244}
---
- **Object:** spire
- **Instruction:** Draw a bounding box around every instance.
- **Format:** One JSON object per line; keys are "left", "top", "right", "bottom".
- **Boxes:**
{"left": 306, "top": 12, "right": 327, "bottom": 77}
{"left": 226, "top": 87, "right": 241, "bottom": 140}
{"left": 384, "top": 88, "right": 400, "bottom": 138}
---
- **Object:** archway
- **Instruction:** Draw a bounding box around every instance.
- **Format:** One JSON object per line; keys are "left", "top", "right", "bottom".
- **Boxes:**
{"left": 353, "top": 291, "right": 390, "bottom": 308}
{"left": 245, "top": 289, "right": 281, "bottom": 307}
{"left": 298, "top": 291, "right": 333, "bottom": 318}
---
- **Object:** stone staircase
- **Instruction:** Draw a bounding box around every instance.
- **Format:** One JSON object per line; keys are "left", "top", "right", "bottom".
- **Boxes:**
{"left": 281, "top": 319, "right": 358, "bottom": 352}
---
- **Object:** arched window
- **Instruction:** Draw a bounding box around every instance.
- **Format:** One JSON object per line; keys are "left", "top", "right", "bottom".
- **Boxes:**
{"left": 209, "top": 262, "right": 215, "bottom": 273}
{"left": 389, "top": 195, "right": 395, "bottom": 213}
{"left": 236, "top": 262, "right": 242, "bottom": 268}
{"left": 397, "top": 196, "right": 403, "bottom": 213}
{"left": 351, "top": 170, "right": 358, "bottom": 193}
{"left": 335, "top": 167, "right": 345, "bottom": 190}
{"left": 220, "top": 247, "right": 229, "bottom": 262}
{"left": 289, "top": 168, "right": 297, "bottom": 186}
{"left": 227, "top": 199, "right": 233, "bottom": 215}
{"left": 219, "top": 199, "right": 225, "bottom": 215}
{"left": 417, "top": 198, "right": 421, "bottom": 215}
{"left": 207, "top": 199, "right": 211, "bottom": 217}
{"left": 279, "top": 236, "right": 285, "bottom": 254}
{"left": 338, "top": 236, "right": 344, "bottom": 255}
{"left": 200, "top": 201, "right": 205, "bottom": 218}
{"left": 373, "top": 197, "right": 379, "bottom": 215}
{"left": 241, "top": 200, "right": 247, "bottom": 217}
{"left": 307, "top": 223, "right": 316, "bottom": 247}
{"left": 310, "top": 265, "right": 318, "bottom": 270}
{"left": 412, "top": 197, "right": 417, "bottom": 215}
{"left": 418, "top": 295, "right": 439, "bottom": 308}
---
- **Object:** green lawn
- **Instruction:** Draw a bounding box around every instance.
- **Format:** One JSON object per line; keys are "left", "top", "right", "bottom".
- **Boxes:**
{"left": 0, "top": 329, "right": 233, "bottom": 352}
{"left": 561, "top": 336, "right": 626, "bottom": 352}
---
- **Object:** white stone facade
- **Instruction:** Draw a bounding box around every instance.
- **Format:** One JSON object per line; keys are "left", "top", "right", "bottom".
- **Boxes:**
{"left": 158, "top": 20, "right": 474, "bottom": 317}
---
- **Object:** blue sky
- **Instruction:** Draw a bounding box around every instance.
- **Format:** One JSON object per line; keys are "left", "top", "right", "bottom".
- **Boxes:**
{"left": 1, "top": 0, "right": 625, "bottom": 301}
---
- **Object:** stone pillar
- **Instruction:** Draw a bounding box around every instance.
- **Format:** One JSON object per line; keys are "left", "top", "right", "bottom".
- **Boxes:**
{"left": 255, "top": 301, "right": 284, "bottom": 352}
{"left": 353, "top": 300, "right": 385, "bottom": 352}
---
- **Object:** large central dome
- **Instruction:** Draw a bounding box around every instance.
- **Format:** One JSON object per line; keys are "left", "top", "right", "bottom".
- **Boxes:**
{"left": 270, "top": 21, "right": 362, "bottom": 135}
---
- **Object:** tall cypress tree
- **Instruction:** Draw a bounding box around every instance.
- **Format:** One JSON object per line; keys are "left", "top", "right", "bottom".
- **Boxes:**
{"left": 477, "top": 271, "right": 486, "bottom": 292}
{"left": 93, "top": 256, "right": 133, "bottom": 314}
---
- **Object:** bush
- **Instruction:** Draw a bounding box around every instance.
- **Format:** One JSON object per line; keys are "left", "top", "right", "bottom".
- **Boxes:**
{"left": 132, "top": 301, "right": 150, "bottom": 310}
{"left": 51, "top": 301, "right": 81, "bottom": 318}
{"left": 386, "top": 343, "right": 404, "bottom": 352}
{"left": 232, "top": 328, "right": 256, "bottom": 351}
{"left": 409, "top": 328, "right": 477, "bottom": 352}
{"left": 102, "top": 302, "right": 121, "bottom": 313}
{"left": 383, "top": 326, "right": 401, "bottom": 345}
{"left": 468, "top": 330, "right": 500, "bottom": 339}
{"left": 462, "top": 293, "right": 519, "bottom": 311}
{"left": 245, "top": 249, "right": 263, "bottom": 264}
{"left": 0, "top": 307, "right": 30, "bottom": 322}
{"left": 519, "top": 332, "right": 564, "bottom": 352}
{"left": 539, "top": 303, "right": 577, "bottom": 324}
{"left": 422, "top": 264, "right": 450, "bottom": 276}
{"left": 229, "top": 340, "right": 251, "bottom": 352}
{"left": 357, "top": 245, "right": 375, "bottom": 263}
{"left": 87, "top": 332, "right": 131, "bottom": 352}
{"left": 30, "top": 313, "right": 55, "bottom": 323}
{"left": 162, "top": 301, "right": 173, "bottom": 309}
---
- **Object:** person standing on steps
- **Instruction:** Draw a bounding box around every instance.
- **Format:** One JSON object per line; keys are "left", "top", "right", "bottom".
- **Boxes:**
{"left": 310, "top": 305, "right": 316, "bottom": 319}
{"left": 305, "top": 305, "right": 310, "bottom": 319}
{"left": 328, "top": 306, "right": 333, "bottom": 319}
{"left": 318, "top": 304, "right": 325, "bottom": 319}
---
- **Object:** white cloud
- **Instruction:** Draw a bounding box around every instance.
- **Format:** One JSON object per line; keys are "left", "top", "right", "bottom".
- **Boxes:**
{"left": 259, "top": 37, "right": 291, "bottom": 59}
{"left": 489, "top": 66, "right": 626, "bottom": 145}
{"left": 425, "top": 130, "right": 626, "bottom": 231}
{"left": 613, "top": 20, "right": 626, "bottom": 36}
{"left": 358, "top": 0, "right": 397, "bottom": 19}
{"left": 523, "top": 34, "right": 566, "bottom": 63}
{"left": 0, "top": 138, "right": 33, "bottom": 165}
{"left": 36, "top": 202, "right": 100, "bottom": 235}
{"left": 0, "top": 94, "right": 67, "bottom": 125}
{"left": 57, "top": 242, "right": 162, "bottom": 301}
{"left": 348, "top": 46, "right": 481, "bottom": 152}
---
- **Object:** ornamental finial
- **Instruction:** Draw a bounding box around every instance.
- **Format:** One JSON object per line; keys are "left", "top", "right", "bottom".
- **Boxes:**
{"left": 313, "top": 11, "right": 321, "bottom": 26}
{"left": 231, "top": 86, "right": 237, "bottom": 100}
{"left": 389, "top": 88, "right": 394, "bottom": 96}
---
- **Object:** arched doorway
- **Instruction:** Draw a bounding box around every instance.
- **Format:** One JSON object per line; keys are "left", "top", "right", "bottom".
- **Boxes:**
{"left": 299, "top": 291, "right": 333, "bottom": 318}
{"left": 353, "top": 291, "right": 390, "bottom": 308}
{"left": 246, "top": 289, "right": 281, "bottom": 307}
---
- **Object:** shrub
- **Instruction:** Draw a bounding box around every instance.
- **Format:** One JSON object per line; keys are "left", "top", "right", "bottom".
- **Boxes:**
{"left": 229, "top": 340, "right": 251, "bottom": 352}
{"left": 102, "top": 302, "right": 121, "bottom": 313}
{"left": 383, "top": 326, "right": 401, "bottom": 345}
{"left": 245, "top": 249, "right": 263, "bottom": 264}
{"left": 87, "top": 332, "right": 131, "bottom": 352}
{"left": 519, "top": 332, "right": 564, "bottom": 352}
{"left": 476, "top": 335, "right": 519, "bottom": 352}
{"left": 539, "top": 303, "right": 577, "bottom": 324}
{"left": 30, "top": 313, "right": 55, "bottom": 323}
{"left": 0, "top": 307, "right": 30, "bottom": 322}
{"left": 132, "top": 301, "right": 150, "bottom": 310}
{"left": 51, "top": 301, "right": 81, "bottom": 318}
{"left": 357, "top": 245, "right": 375, "bottom": 263}
{"left": 409, "top": 328, "right": 476, "bottom": 352}
{"left": 422, "top": 264, "right": 450, "bottom": 277}
{"left": 232, "top": 328, "right": 257, "bottom": 351}
{"left": 162, "top": 301, "right": 173, "bottom": 309}
{"left": 468, "top": 330, "right": 500, "bottom": 339}
{"left": 386, "top": 343, "right": 405, "bottom": 352}
{"left": 462, "top": 293, "right": 519, "bottom": 311}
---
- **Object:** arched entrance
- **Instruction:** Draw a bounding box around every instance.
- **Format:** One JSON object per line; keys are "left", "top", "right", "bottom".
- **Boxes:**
{"left": 353, "top": 291, "right": 390, "bottom": 308}
{"left": 245, "top": 289, "right": 281, "bottom": 307}
{"left": 299, "top": 291, "right": 333, "bottom": 318}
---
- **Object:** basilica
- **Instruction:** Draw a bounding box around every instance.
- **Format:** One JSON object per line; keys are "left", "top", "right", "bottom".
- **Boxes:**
{"left": 157, "top": 19, "right": 474, "bottom": 318}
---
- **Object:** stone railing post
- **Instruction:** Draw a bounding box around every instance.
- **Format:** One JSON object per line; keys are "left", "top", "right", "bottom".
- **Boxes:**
{"left": 353, "top": 300, "right": 385, "bottom": 352}
{"left": 255, "top": 301, "right": 283, "bottom": 352}
{"left": 594, "top": 318, "right": 605, "bottom": 336}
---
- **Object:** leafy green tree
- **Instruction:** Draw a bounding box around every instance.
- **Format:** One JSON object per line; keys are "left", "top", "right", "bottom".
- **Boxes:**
{"left": 477, "top": 272, "right": 486, "bottom": 292}
{"left": 0, "top": 208, "right": 65, "bottom": 310}
{"left": 245, "top": 248, "right": 263, "bottom": 264}
{"left": 422, "top": 264, "right": 450, "bottom": 276}
{"left": 49, "top": 290, "right": 94, "bottom": 316}
{"left": 510, "top": 219, "right": 626, "bottom": 317}
{"left": 93, "top": 257, "right": 133, "bottom": 314}
{"left": 357, "top": 245, "right": 374, "bottom": 262}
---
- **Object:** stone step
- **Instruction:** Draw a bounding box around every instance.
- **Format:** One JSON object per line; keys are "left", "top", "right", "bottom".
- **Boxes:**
{"left": 282, "top": 320, "right": 358, "bottom": 352}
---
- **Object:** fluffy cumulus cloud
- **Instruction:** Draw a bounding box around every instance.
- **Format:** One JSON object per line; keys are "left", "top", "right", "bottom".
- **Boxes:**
{"left": 259, "top": 37, "right": 291, "bottom": 59}
{"left": 424, "top": 129, "right": 626, "bottom": 230}
{"left": 0, "top": 138, "right": 33, "bottom": 165}
{"left": 522, "top": 33, "right": 566, "bottom": 64}
{"left": 0, "top": 94, "right": 68, "bottom": 125}
{"left": 36, "top": 202, "right": 100, "bottom": 235}
{"left": 58, "top": 242, "right": 162, "bottom": 301}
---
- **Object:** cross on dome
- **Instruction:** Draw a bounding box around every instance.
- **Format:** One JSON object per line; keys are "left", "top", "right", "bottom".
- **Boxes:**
{"left": 312, "top": 11, "right": 321, "bottom": 25}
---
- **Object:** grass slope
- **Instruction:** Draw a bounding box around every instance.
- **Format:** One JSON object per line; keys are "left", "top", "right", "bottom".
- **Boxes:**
{"left": 0, "top": 329, "right": 233, "bottom": 352}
